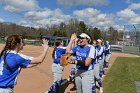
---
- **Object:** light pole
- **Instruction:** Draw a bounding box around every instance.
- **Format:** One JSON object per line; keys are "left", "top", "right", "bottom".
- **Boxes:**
{"left": 133, "top": 25, "right": 136, "bottom": 46}
{"left": 122, "top": 25, "right": 125, "bottom": 52}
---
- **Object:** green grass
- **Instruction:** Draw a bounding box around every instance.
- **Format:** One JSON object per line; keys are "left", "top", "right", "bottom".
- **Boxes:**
{"left": 103, "top": 57, "right": 140, "bottom": 93}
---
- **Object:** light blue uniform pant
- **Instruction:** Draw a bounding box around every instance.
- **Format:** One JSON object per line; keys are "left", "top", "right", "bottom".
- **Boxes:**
{"left": 94, "top": 63, "right": 100, "bottom": 80}
{"left": 94, "top": 63, "right": 102, "bottom": 88}
{"left": 99, "top": 57, "right": 105, "bottom": 76}
{"left": 75, "top": 69, "right": 95, "bottom": 93}
{"left": 105, "top": 54, "right": 111, "bottom": 67}
{"left": 99, "top": 59, "right": 104, "bottom": 73}
{"left": 52, "top": 63, "right": 64, "bottom": 82}
{"left": 0, "top": 88, "right": 13, "bottom": 93}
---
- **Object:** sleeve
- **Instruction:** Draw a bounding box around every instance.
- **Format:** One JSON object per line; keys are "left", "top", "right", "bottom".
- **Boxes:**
{"left": 98, "top": 47, "right": 104, "bottom": 56}
{"left": 61, "top": 47, "right": 66, "bottom": 54}
{"left": 72, "top": 46, "right": 77, "bottom": 54}
{"left": 88, "top": 46, "right": 96, "bottom": 59}
{"left": 17, "top": 53, "right": 34, "bottom": 67}
{"left": 109, "top": 45, "right": 111, "bottom": 50}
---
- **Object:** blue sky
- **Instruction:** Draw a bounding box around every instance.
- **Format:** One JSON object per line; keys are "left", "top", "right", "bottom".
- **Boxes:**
{"left": 0, "top": 0, "right": 140, "bottom": 30}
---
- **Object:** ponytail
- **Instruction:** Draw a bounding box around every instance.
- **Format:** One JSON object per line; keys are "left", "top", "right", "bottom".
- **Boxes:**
{"left": 52, "top": 39, "right": 63, "bottom": 59}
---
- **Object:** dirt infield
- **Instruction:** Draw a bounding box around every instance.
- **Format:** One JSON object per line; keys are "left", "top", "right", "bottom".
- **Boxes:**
{"left": 0, "top": 44, "right": 139, "bottom": 93}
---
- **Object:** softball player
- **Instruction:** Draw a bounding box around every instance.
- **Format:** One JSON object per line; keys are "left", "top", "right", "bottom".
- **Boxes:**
{"left": 96, "top": 39, "right": 105, "bottom": 77}
{"left": 93, "top": 40, "right": 103, "bottom": 93}
{"left": 52, "top": 39, "right": 66, "bottom": 82}
{"left": 66, "top": 33, "right": 96, "bottom": 93}
{"left": 0, "top": 35, "right": 49, "bottom": 93}
{"left": 104, "top": 41, "right": 111, "bottom": 68}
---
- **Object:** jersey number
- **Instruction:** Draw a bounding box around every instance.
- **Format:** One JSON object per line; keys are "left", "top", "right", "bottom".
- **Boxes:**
{"left": 77, "top": 56, "right": 82, "bottom": 60}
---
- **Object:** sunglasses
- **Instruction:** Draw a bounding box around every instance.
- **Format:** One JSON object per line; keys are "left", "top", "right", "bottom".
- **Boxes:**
{"left": 79, "top": 37, "right": 87, "bottom": 39}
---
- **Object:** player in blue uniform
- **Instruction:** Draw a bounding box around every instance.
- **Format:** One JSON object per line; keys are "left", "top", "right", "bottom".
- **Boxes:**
{"left": 104, "top": 41, "right": 111, "bottom": 68}
{"left": 94, "top": 39, "right": 103, "bottom": 92}
{"left": 96, "top": 39, "right": 105, "bottom": 77}
{"left": 66, "top": 33, "right": 96, "bottom": 93}
{"left": 52, "top": 39, "right": 66, "bottom": 82}
{"left": 0, "top": 35, "right": 49, "bottom": 93}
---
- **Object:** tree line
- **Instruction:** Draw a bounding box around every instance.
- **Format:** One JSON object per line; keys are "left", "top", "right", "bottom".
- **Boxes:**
{"left": 0, "top": 19, "right": 123, "bottom": 44}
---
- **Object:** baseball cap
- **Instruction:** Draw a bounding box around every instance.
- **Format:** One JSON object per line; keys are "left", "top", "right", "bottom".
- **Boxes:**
{"left": 106, "top": 41, "right": 109, "bottom": 44}
{"left": 78, "top": 33, "right": 90, "bottom": 39}
{"left": 97, "top": 39, "right": 102, "bottom": 42}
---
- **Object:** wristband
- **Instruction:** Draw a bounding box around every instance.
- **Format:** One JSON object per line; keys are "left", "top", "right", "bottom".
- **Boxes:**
{"left": 76, "top": 60, "right": 85, "bottom": 66}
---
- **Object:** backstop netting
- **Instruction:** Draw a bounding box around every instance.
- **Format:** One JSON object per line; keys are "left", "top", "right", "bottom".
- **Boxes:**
{"left": 123, "top": 24, "right": 140, "bottom": 54}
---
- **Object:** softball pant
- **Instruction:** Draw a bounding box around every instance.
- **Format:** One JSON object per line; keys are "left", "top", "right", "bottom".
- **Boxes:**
{"left": 52, "top": 63, "right": 64, "bottom": 82}
{"left": 104, "top": 54, "right": 111, "bottom": 68}
{"left": 75, "top": 69, "right": 95, "bottom": 93}
{"left": 0, "top": 88, "right": 13, "bottom": 93}
{"left": 99, "top": 58, "right": 104, "bottom": 77}
{"left": 94, "top": 63, "right": 102, "bottom": 88}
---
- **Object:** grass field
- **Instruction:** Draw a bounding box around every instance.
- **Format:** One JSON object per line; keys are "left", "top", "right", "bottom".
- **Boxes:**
{"left": 103, "top": 57, "right": 140, "bottom": 93}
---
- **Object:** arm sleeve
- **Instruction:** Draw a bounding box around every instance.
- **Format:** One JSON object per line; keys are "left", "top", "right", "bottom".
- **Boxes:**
{"left": 72, "top": 46, "right": 77, "bottom": 54}
{"left": 88, "top": 46, "right": 96, "bottom": 59}
{"left": 62, "top": 47, "right": 66, "bottom": 54}
{"left": 17, "top": 53, "right": 34, "bottom": 67}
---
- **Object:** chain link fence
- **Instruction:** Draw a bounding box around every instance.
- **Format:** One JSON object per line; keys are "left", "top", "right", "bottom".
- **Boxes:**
{"left": 122, "top": 24, "right": 140, "bottom": 54}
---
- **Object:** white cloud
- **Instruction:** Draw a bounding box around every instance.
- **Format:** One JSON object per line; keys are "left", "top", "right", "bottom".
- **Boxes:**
{"left": 21, "top": 7, "right": 116, "bottom": 30}
{"left": 73, "top": 8, "right": 100, "bottom": 18}
{"left": 117, "top": 9, "right": 137, "bottom": 19}
{"left": 0, "top": 18, "right": 5, "bottom": 22}
{"left": 73, "top": 8, "right": 114, "bottom": 29}
{"left": 0, "top": 0, "right": 39, "bottom": 12}
{"left": 128, "top": 3, "right": 140, "bottom": 10}
{"left": 117, "top": 8, "right": 140, "bottom": 24}
{"left": 18, "top": 8, "right": 71, "bottom": 28}
{"left": 58, "top": 0, "right": 109, "bottom": 7}
{"left": 24, "top": 9, "right": 53, "bottom": 20}
{"left": 129, "top": 16, "right": 140, "bottom": 24}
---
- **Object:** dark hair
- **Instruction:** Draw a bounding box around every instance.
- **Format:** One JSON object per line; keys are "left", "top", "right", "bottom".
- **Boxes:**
{"left": 88, "top": 34, "right": 93, "bottom": 44}
{"left": 0, "top": 35, "right": 22, "bottom": 65}
{"left": 52, "top": 39, "right": 63, "bottom": 59}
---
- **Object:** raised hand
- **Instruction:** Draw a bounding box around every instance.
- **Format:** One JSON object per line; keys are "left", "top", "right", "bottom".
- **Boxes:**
{"left": 42, "top": 39, "right": 49, "bottom": 49}
{"left": 70, "top": 33, "right": 77, "bottom": 41}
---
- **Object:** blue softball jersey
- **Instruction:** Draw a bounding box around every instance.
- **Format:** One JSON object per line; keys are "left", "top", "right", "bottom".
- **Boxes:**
{"left": 53, "top": 46, "right": 66, "bottom": 64}
{"left": 72, "top": 45, "right": 96, "bottom": 70}
{"left": 95, "top": 45, "right": 104, "bottom": 60}
{"left": 104, "top": 45, "right": 111, "bottom": 54}
{"left": 0, "top": 50, "right": 33, "bottom": 87}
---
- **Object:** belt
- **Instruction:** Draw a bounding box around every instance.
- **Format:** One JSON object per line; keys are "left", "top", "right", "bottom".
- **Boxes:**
{"left": 0, "top": 86, "right": 14, "bottom": 89}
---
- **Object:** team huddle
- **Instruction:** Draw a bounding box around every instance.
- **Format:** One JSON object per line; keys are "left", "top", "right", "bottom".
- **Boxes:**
{"left": 0, "top": 33, "right": 111, "bottom": 93}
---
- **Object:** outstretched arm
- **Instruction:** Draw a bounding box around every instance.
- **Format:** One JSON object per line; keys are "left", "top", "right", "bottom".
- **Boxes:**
{"left": 27, "top": 39, "right": 49, "bottom": 67}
